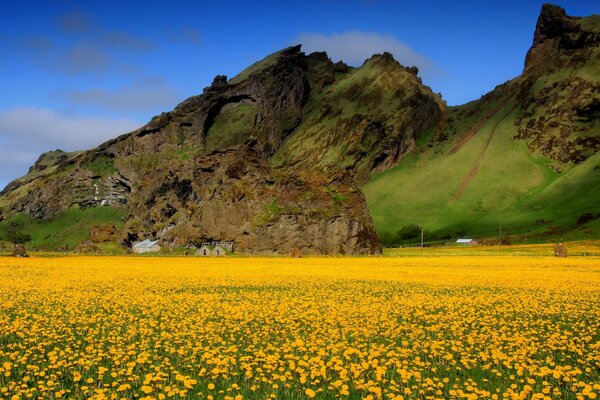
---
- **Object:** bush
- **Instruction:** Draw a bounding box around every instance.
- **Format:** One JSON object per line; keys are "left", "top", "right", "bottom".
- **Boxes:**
{"left": 7, "top": 223, "right": 31, "bottom": 245}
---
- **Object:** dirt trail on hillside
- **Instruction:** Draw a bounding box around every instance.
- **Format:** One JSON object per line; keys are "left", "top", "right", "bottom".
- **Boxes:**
{"left": 450, "top": 95, "right": 514, "bottom": 155}
{"left": 449, "top": 99, "right": 518, "bottom": 204}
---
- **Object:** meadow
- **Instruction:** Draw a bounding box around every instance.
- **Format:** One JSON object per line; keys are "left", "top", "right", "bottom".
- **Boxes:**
{"left": 0, "top": 255, "right": 599, "bottom": 399}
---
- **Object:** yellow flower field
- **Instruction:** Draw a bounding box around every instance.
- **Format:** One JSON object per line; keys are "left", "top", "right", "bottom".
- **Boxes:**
{"left": 0, "top": 256, "right": 599, "bottom": 400}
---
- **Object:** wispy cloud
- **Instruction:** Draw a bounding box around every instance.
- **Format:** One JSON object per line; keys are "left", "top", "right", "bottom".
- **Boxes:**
{"left": 297, "top": 30, "right": 440, "bottom": 75}
{"left": 0, "top": 107, "right": 141, "bottom": 150}
{"left": 59, "top": 11, "right": 94, "bottom": 35}
{"left": 102, "top": 30, "right": 156, "bottom": 52}
{"left": 0, "top": 107, "right": 142, "bottom": 189}
{"left": 62, "top": 42, "right": 110, "bottom": 75}
{"left": 57, "top": 77, "right": 180, "bottom": 114}
{"left": 166, "top": 26, "right": 202, "bottom": 46}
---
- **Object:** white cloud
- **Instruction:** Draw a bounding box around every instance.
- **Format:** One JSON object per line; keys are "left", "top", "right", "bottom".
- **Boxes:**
{"left": 59, "top": 76, "right": 179, "bottom": 114}
{"left": 0, "top": 107, "right": 141, "bottom": 149}
{"left": 297, "top": 31, "right": 439, "bottom": 74}
{"left": 0, "top": 107, "right": 141, "bottom": 189}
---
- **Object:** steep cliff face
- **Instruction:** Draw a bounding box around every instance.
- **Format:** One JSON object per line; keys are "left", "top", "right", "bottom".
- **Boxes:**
{"left": 517, "top": 4, "right": 600, "bottom": 164}
{"left": 125, "top": 141, "right": 380, "bottom": 255}
{"left": 524, "top": 4, "right": 600, "bottom": 76}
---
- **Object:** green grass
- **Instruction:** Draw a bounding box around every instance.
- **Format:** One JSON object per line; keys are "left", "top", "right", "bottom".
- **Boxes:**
{"left": 228, "top": 48, "right": 290, "bottom": 85}
{"left": 363, "top": 98, "right": 600, "bottom": 246}
{"left": 88, "top": 156, "right": 116, "bottom": 176}
{"left": 205, "top": 103, "right": 259, "bottom": 152}
{"left": 0, "top": 206, "right": 128, "bottom": 251}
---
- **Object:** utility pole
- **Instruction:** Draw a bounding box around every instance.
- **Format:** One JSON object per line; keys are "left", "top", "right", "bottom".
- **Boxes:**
{"left": 420, "top": 228, "right": 424, "bottom": 248}
{"left": 499, "top": 222, "right": 502, "bottom": 244}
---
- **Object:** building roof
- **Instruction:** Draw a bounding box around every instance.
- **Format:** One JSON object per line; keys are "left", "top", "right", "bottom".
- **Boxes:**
{"left": 456, "top": 238, "right": 475, "bottom": 243}
{"left": 132, "top": 239, "right": 159, "bottom": 249}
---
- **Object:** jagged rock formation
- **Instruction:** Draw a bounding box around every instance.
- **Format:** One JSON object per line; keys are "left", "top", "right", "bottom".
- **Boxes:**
{"left": 125, "top": 141, "right": 379, "bottom": 255}
{"left": 517, "top": 4, "right": 600, "bottom": 164}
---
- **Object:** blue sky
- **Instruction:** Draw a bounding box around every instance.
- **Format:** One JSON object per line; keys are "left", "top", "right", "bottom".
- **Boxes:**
{"left": 0, "top": 0, "right": 598, "bottom": 189}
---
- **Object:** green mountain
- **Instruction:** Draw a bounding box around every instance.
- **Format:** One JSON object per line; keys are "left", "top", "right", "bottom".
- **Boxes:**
{"left": 363, "top": 4, "right": 600, "bottom": 245}
{"left": 0, "top": 4, "right": 598, "bottom": 252}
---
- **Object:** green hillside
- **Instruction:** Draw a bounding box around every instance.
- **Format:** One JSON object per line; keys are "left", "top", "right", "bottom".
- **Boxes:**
{"left": 363, "top": 97, "right": 600, "bottom": 246}
{"left": 363, "top": 6, "right": 600, "bottom": 246}
{"left": 0, "top": 207, "right": 127, "bottom": 251}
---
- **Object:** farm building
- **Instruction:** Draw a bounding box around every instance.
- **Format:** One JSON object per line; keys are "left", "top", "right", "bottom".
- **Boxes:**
{"left": 456, "top": 238, "right": 478, "bottom": 246}
{"left": 132, "top": 239, "right": 161, "bottom": 254}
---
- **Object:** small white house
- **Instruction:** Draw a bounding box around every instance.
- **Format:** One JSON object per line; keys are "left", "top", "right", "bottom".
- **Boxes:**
{"left": 456, "top": 238, "right": 478, "bottom": 246}
{"left": 212, "top": 245, "right": 226, "bottom": 256}
{"left": 196, "top": 245, "right": 212, "bottom": 256}
{"left": 132, "top": 239, "right": 161, "bottom": 254}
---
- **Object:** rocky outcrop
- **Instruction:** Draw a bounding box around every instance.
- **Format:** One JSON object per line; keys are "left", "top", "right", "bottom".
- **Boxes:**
{"left": 28, "top": 150, "right": 70, "bottom": 174}
{"left": 524, "top": 4, "right": 600, "bottom": 76}
{"left": 124, "top": 141, "right": 381, "bottom": 255}
{"left": 514, "top": 4, "right": 600, "bottom": 165}
{"left": 0, "top": 43, "right": 444, "bottom": 254}
{"left": 272, "top": 51, "right": 445, "bottom": 183}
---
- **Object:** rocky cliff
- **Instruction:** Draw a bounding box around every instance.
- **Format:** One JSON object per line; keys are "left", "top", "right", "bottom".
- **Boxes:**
{"left": 517, "top": 4, "right": 600, "bottom": 164}
{"left": 125, "top": 141, "right": 379, "bottom": 255}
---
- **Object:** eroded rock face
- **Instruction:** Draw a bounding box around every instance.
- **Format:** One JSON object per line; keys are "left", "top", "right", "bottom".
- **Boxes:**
{"left": 515, "top": 77, "right": 600, "bottom": 163}
{"left": 515, "top": 4, "right": 600, "bottom": 165}
{"left": 124, "top": 142, "right": 381, "bottom": 255}
{"left": 117, "top": 45, "right": 310, "bottom": 160}
{"left": 524, "top": 4, "right": 600, "bottom": 75}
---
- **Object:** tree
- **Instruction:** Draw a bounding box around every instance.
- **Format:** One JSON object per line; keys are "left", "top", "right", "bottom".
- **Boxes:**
{"left": 7, "top": 223, "right": 31, "bottom": 257}
{"left": 7, "top": 222, "right": 31, "bottom": 244}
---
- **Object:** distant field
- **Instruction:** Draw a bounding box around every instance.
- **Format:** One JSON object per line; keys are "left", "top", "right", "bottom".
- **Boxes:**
{"left": 0, "top": 256, "right": 598, "bottom": 399}
{"left": 384, "top": 240, "right": 600, "bottom": 257}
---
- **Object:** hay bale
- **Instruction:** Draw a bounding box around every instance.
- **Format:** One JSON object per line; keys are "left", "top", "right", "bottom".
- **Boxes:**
{"left": 553, "top": 243, "right": 567, "bottom": 257}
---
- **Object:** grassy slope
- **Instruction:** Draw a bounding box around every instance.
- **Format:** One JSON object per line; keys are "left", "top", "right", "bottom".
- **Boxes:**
{"left": 363, "top": 96, "right": 600, "bottom": 245}
{"left": 0, "top": 207, "right": 128, "bottom": 251}
{"left": 364, "top": 14, "right": 600, "bottom": 246}
{"left": 272, "top": 57, "right": 434, "bottom": 178}
{"left": 228, "top": 48, "right": 288, "bottom": 85}
{"left": 205, "top": 103, "right": 259, "bottom": 152}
